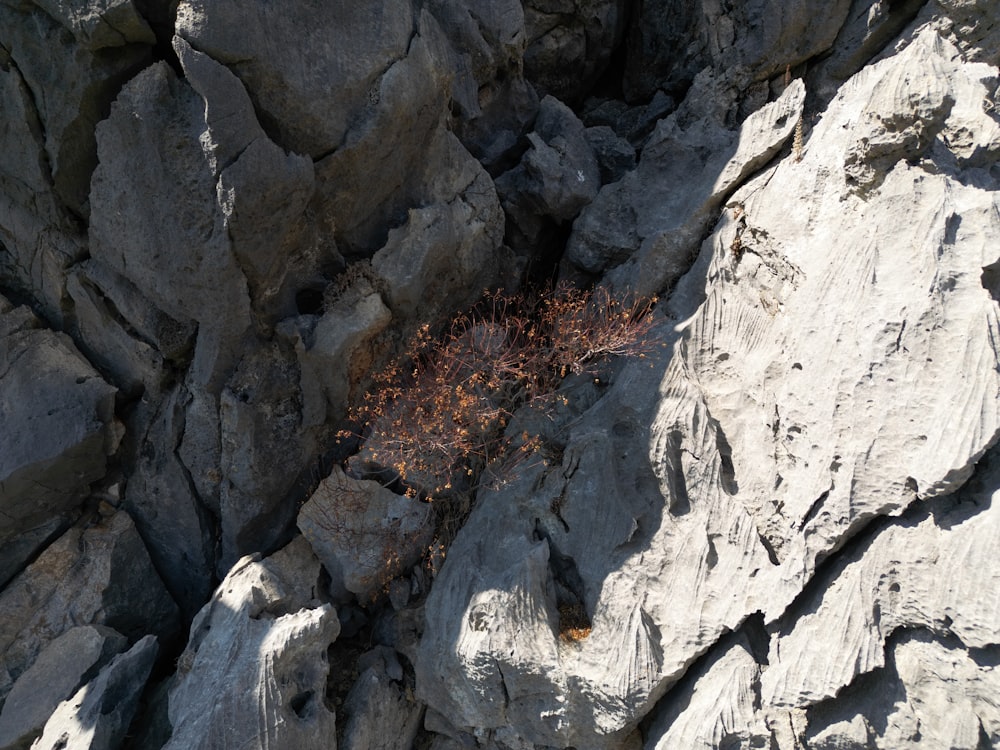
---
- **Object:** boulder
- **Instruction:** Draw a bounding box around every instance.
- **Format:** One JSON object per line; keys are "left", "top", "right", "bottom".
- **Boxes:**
{"left": 0, "top": 300, "right": 118, "bottom": 587}
{"left": 298, "top": 467, "right": 434, "bottom": 601}
{"left": 164, "top": 540, "right": 339, "bottom": 750}
{"left": 495, "top": 95, "right": 601, "bottom": 252}
{"left": 0, "top": 625, "right": 127, "bottom": 750}
{"left": 175, "top": 0, "right": 416, "bottom": 158}
{"left": 0, "top": 510, "right": 179, "bottom": 709}
{"left": 31, "top": 635, "right": 158, "bottom": 750}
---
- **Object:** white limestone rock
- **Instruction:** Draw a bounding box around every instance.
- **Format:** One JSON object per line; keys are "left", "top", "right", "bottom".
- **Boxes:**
{"left": 30, "top": 635, "right": 158, "bottom": 750}
{"left": 416, "top": 22, "right": 1000, "bottom": 749}
{"left": 164, "top": 539, "right": 338, "bottom": 750}
{"left": 0, "top": 625, "right": 126, "bottom": 750}
{"left": 762, "top": 450, "right": 1000, "bottom": 710}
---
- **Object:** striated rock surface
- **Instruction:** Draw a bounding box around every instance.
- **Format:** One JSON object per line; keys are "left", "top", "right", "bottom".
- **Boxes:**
{"left": 416, "top": 18, "right": 1000, "bottom": 750}
{"left": 163, "top": 539, "right": 339, "bottom": 750}
{"left": 0, "top": 625, "right": 126, "bottom": 750}
{"left": 31, "top": 635, "right": 158, "bottom": 750}
{"left": 2, "top": 0, "right": 1000, "bottom": 746}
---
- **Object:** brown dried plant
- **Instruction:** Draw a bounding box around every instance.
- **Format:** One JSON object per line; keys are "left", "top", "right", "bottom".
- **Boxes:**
{"left": 338, "top": 284, "right": 658, "bottom": 503}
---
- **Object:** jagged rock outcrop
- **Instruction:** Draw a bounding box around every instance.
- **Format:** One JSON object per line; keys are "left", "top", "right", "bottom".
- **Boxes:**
{"left": 565, "top": 76, "right": 806, "bottom": 294}
{"left": 415, "top": 17, "right": 1000, "bottom": 750}
{"left": 2, "top": 0, "right": 1000, "bottom": 747}
{"left": 31, "top": 635, "right": 158, "bottom": 750}
{"left": 0, "top": 296, "right": 118, "bottom": 588}
{"left": 0, "top": 625, "right": 127, "bottom": 750}
{"left": 0, "top": 508, "right": 178, "bottom": 708}
{"left": 163, "top": 538, "right": 338, "bottom": 750}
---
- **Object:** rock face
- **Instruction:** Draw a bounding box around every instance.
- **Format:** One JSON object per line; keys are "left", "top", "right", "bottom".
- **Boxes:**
{"left": 0, "top": 509, "right": 179, "bottom": 708}
{"left": 163, "top": 539, "right": 339, "bottom": 750}
{"left": 0, "top": 296, "right": 118, "bottom": 588}
{"left": 2, "top": 0, "right": 1000, "bottom": 748}
{"left": 0, "top": 625, "right": 127, "bottom": 750}
{"left": 298, "top": 467, "right": 434, "bottom": 602}
{"left": 31, "top": 635, "right": 159, "bottom": 750}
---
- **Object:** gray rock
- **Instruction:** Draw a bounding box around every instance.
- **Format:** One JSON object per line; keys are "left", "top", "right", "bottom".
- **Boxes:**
{"left": 340, "top": 646, "right": 423, "bottom": 750}
{"left": 428, "top": 0, "right": 538, "bottom": 170}
{"left": 217, "top": 340, "right": 317, "bottom": 571}
{"left": 807, "top": 0, "right": 927, "bottom": 105}
{"left": 175, "top": 37, "right": 321, "bottom": 324}
{"left": 176, "top": 0, "right": 415, "bottom": 158}
{"left": 0, "top": 3, "right": 152, "bottom": 218}
{"left": 623, "top": 0, "right": 852, "bottom": 101}
{"left": 522, "top": 0, "right": 629, "bottom": 102}
{"left": 298, "top": 467, "right": 434, "bottom": 601}
{"left": 566, "top": 75, "right": 805, "bottom": 295}
{"left": 0, "top": 305, "right": 119, "bottom": 587}
{"left": 282, "top": 271, "right": 392, "bottom": 429}
{"left": 370, "top": 129, "right": 506, "bottom": 322}
{"left": 31, "top": 634, "right": 158, "bottom": 750}
{"left": 0, "top": 625, "right": 126, "bottom": 750}
{"left": 496, "top": 95, "right": 600, "bottom": 251}
{"left": 307, "top": 8, "right": 462, "bottom": 255}
{"left": 927, "top": 0, "right": 1000, "bottom": 66}
{"left": 66, "top": 264, "right": 171, "bottom": 400}
{"left": 662, "top": 27, "right": 1000, "bottom": 616}
{"left": 583, "top": 125, "right": 636, "bottom": 185}
{"left": 0, "top": 510, "right": 179, "bottom": 709}
{"left": 164, "top": 544, "right": 338, "bottom": 750}
{"left": 0, "top": 24, "right": 83, "bottom": 323}
{"left": 29, "top": 0, "right": 155, "bottom": 49}
{"left": 89, "top": 60, "right": 251, "bottom": 369}
{"left": 121, "top": 388, "right": 218, "bottom": 620}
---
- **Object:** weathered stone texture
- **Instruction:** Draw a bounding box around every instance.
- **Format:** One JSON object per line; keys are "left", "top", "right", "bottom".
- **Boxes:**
{"left": 163, "top": 540, "right": 338, "bottom": 750}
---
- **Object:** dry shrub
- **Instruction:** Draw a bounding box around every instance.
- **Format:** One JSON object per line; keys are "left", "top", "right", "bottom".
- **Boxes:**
{"left": 339, "top": 283, "right": 658, "bottom": 502}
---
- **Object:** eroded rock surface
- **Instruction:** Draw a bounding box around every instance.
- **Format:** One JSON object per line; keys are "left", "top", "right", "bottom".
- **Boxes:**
{"left": 31, "top": 635, "right": 158, "bottom": 750}
{"left": 163, "top": 539, "right": 338, "bottom": 750}
{"left": 0, "top": 297, "right": 119, "bottom": 588}
{"left": 0, "top": 509, "right": 178, "bottom": 709}
{"left": 416, "top": 20, "right": 1000, "bottom": 750}
{"left": 2, "top": 0, "right": 1000, "bottom": 747}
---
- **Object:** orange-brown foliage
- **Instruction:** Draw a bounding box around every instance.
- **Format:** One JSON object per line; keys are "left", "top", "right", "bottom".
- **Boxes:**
{"left": 339, "top": 284, "right": 657, "bottom": 501}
